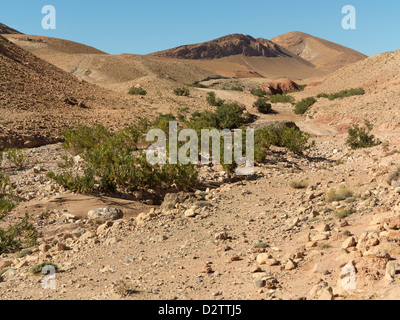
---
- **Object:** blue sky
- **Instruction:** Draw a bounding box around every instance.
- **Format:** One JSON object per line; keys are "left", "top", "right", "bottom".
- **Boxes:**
{"left": 1, "top": 0, "right": 399, "bottom": 56}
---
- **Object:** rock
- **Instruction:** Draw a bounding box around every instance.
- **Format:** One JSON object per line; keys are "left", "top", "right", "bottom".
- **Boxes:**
{"left": 87, "top": 207, "right": 123, "bottom": 221}
{"left": 285, "top": 259, "right": 297, "bottom": 270}
{"left": 309, "top": 282, "right": 334, "bottom": 300}
{"left": 80, "top": 231, "right": 96, "bottom": 241}
{"left": 214, "top": 232, "right": 229, "bottom": 241}
{"left": 342, "top": 237, "right": 357, "bottom": 249}
{"left": 385, "top": 261, "right": 397, "bottom": 282}
{"left": 256, "top": 253, "right": 279, "bottom": 266}
{"left": 384, "top": 216, "right": 400, "bottom": 230}
{"left": 184, "top": 209, "right": 196, "bottom": 218}
{"left": 39, "top": 244, "right": 51, "bottom": 253}
{"left": 15, "top": 260, "right": 28, "bottom": 269}
{"left": 363, "top": 248, "right": 391, "bottom": 260}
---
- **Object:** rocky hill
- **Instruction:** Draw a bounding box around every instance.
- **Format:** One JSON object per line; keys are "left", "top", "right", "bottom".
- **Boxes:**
{"left": 271, "top": 31, "right": 367, "bottom": 71}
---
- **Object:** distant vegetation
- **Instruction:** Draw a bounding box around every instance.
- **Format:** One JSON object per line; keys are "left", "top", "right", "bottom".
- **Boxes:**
{"left": 187, "top": 83, "right": 208, "bottom": 88}
{"left": 294, "top": 97, "right": 317, "bottom": 115}
{"left": 290, "top": 179, "right": 309, "bottom": 189}
{"left": 269, "top": 94, "right": 295, "bottom": 104}
{"left": 254, "top": 98, "right": 272, "bottom": 114}
{"left": 346, "top": 120, "right": 381, "bottom": 149}
{"left": 317, "top": 88, "right": 365, "bottom": 101}
{"left": 128, "top": 87, "right": 147, "bottom": 96}
{"left": 173, "top": 87, "right": 190, "bottom": 96}
{"left": 206, "top": 92, "right": 225, "bottom": 106}
{"left": 250, "top": 89, "right": 268, "bottom": 97}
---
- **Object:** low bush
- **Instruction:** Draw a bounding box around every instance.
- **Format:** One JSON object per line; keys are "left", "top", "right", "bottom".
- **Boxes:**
{"left": 335, "top": 208, "right": 356, "bottom": 219}
{"left": 346, "top": 120, "right": 381, "bottom": 149}
{"left": 173, "top": 87, "right": 190, "bottom": 96}
{"left": 270, "top": 94, "right": 295, "bottom": 104}
{"left": 325, "top": 186, "right": 354, "bottom": 203}
{"left": 290, "top": 180, "right": 309, "bottom": 189}
{"left": 0, "top": 172, "right": 38, "bottom": 254}
{"left": 128, "top": 87, "right": 147, "bottom": 95}
{"left": 294, "top": 97, "right": 317, "bottom": 115}
{"left": 251, "top": 89, "right": 268, "bottom": 97}
{"left": 254, "top": 98, "right": 272, "bottom": 114}
{"left": 317, "top": 88, "right": 365, "bottom": 101}
{"left": 206, "top": 92, "right": 224, "bottom": 106}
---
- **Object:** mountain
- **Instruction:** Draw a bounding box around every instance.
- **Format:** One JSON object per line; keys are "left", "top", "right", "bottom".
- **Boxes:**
{"left": 0, "top": 23, "right": 23, "bottom": 34}
{"left": 271, "top": 31, "right": 367, "bottom": 71}
{"left": 4, "top": 34, "right": 221, "bottom": 92}
{"left": 149, "top": 34, "right": 295, "bottom": 60}
{"left": 149, "top": 34, "right": 325, "bottom": 79}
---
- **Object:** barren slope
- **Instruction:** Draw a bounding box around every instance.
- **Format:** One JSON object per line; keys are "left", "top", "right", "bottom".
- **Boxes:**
{"left": 0, "top": 23, "right": 22, "bottom": 35}
{"left": 0, "top": 35, "right": 137, "bottom": 148}
{"left": 4, "top": 34, "right": 221, "bottom": 92}
{"left": 271, "top": 32, "right": 367, "bottom": 71}
{"left": 149, "top": 34, "right": 325, "bottom": 80}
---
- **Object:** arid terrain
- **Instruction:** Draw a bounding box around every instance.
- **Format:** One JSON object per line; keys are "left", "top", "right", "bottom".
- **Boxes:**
{"left": 1, "top": 23, "right": 400, "bottom": 301}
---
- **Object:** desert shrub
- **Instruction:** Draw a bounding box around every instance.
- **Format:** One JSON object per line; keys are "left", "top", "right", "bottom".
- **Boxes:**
{"left": 30, "top": 262, "right": 59, "bottom": 275}
{"left": 263, "top": 124, "right": 312, "bottom": 154}
{"left": 0, "top": 173, "right": 38, "bottom": 254}
{"left": 251, "top": 89, "right": 268, "bottom": 97}
{"left": 254, "top": 98, "right": 272, "bottom": 114}
{"left": 317, "top": 88, "right": 365, "bottom": 100}
{"left": 187, "top": 111, "right": 219, "bottom": 132}
{"left": 187, "top": 83, "right": 208, "bottom": 88}
{"left": 230, "top": 86, "right": 244, "bottom": 92}
{"left": 325, "top": 186, "right": 354, "bottom": 203}
{"left": 46, "top": 170, "right": 95, "bottom": 194}
{"left": 173, "top": 87, "right": 190, "bottom": 96}
{"left": 253, "top": 124, "right": 312, "bottom": 162}
{"left": 335, "top": 208, "right": 355, "bottom": 219}
{"left": 387, "top": 166, "right": 400, "bottom": 185}
{"left": 17, "top": 248, "right": 33, "bottom": 258}
{"left": 128, "top": 87, "right": 147, "bottom": 95}
{"left": 215, "top": 103, "right": 245, "bottom": 129}
{"left": 153, "top": 113, "right": 177, "bottom": 134}
{"left": 62, "top": 124, "right": 112, "bottom": 154}
{"left": 6, "top": 149, "right": 26, "bottom": 168}
{"left": 346, "top": 120, "right": 381, "bottom": 149}
{"left": 270, "top": 94, "right": 295, "bottom": 104}
{"left": 206, "top": 92, "right": 224, "bottom": 106}
{"left": 290, "top": 180, "right": 309, "bottom": 189}
{"left": 51, "top": 124, "right": 199, "bottom": 195}
{"left": 294, "top": 97, "right": 317, "bottom": 115}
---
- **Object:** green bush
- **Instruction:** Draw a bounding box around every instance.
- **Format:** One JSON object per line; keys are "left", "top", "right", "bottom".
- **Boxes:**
{"left": 317, "top": 88, "right": 365, "bottom": 101}
{"left": 206, "top": 92, "right": 224, "bottom": 106}
{"left": 251, "top": 89, "right": 268, "bottom": 97}
{"left": 215, "top": 103, "right": 245, "bottom": 129}
{"left": 128, "top": 87, "right": 147, "bottom": 95}
{"left": 270, "top": 94, "right": 295, "bottom": 104}
{"left": 0, "top": 172, "right": 38, "bottom": 254}
{"left": 294, "top": 97, "right": 317, "bottom": 115}
{"left": 6, "top": 149, "right": 27, "bottom": 168}
{"left": 254, "top": 98, "right": 272, "bottom": 114}
{"left": 187, "top": 83, "right": 208, "bottom": 88}
{"left": 253, "top": 123, "right": 312, "bottom": 163}
{"left": 290, "top": 180, "right": 309, "bottom": 189}
{"left": 230, "top": 86, "right": 244, "bottom": 92}
{"left": 325, "top": 187, "right": 354, "bottom": 203}
{"left": 346, "top": 120, "right": 381, "bottom": 149}
{"left": 173, "top": 87, "right": 190, "bottom": 96}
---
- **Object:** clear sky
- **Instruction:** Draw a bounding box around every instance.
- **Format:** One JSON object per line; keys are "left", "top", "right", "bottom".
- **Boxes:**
{"left": 1, "top": 0, "right": 399, "bottom": 56}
